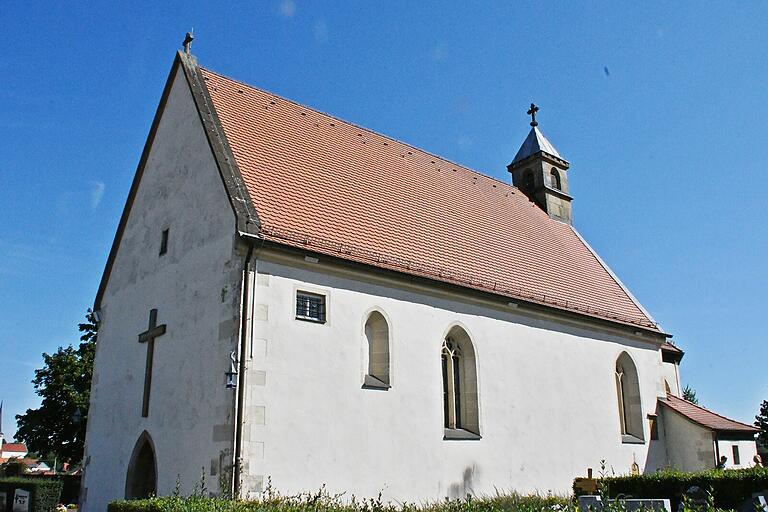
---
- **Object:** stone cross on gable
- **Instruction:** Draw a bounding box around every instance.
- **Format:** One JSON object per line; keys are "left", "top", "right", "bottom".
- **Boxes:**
{"left": 138, "top": 309, "right": 167, "bottom": 418}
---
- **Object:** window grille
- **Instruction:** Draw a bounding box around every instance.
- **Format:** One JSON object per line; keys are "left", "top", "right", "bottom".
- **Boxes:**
{"left": 296, "top": 292, "right": 326, "bottom": 323}
{"left": 732, "top": 445, "right": 740, "bottom": 465}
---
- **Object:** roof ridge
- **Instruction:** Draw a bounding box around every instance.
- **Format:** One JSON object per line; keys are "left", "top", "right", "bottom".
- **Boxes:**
{"left": 666, "top": 394, "right": 757, "bottom": 430}
{"left": 199, "top": 66, "right": 518, "bottom": 191}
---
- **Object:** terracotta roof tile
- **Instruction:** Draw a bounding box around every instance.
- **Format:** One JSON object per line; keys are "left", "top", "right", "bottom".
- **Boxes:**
{"left": 660, "top": 394, "right": 758, "bottom": 433}
{"left": 1, "top": 443, "right": 27, "bottom": 452}
{"left": 200, "top": 67, "right": 660, "bottom": 331}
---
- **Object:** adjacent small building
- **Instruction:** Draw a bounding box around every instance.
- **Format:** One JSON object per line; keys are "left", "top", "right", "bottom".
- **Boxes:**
{"left": 0, "top": 442, "right": 28, "bottom": 460}
{"left": 661, "top": 393, "right": 759, "bottom": 470}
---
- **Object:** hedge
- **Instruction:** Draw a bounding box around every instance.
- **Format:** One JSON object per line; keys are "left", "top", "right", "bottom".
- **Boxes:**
{"left": 573, "top": 467, "right": 768, "bottom": 510}
{"left": 109, "top": 492, "right": 574, "bottom": 512}
{"left": 0, "top": 477, "right": 63, "bottom": 512}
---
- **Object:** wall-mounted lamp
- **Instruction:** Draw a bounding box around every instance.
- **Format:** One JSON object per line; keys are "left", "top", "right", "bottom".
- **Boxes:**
{"left": 226, "top": 351, "right": 238, "bottom": 389}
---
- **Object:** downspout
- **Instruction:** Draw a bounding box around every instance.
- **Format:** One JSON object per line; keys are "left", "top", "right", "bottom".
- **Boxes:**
{"left": 233, "top": 241, "right": 255, "bottom": 498}
{"left": 713, "top": 431, "right": 720, "bottom": 468}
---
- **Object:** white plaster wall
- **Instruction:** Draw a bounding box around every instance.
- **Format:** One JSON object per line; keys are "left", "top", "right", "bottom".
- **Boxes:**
{"left": 662, "top": 408, "right": 715, "bottom": 471}
{"left": 243, "top": 251, "right": 671, "bottom": 499}
{"left": 717, "top": 439, "right": 758, "bottom": 469}
{"left": 82, "top": 66, "right": 242, "bottom": 511}
{"left": 661, "top": 362, "right": 681, "bottom": 396}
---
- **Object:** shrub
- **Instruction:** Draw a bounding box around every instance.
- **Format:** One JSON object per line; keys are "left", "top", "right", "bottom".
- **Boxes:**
{"left": 0, "top": 477, "right": 64, "bottom": 512}
{"left": 573, "top": 467, "right": 768, "bottom": 510}
{"left": 109, "top": 490, "right": 574, "bottom": 512}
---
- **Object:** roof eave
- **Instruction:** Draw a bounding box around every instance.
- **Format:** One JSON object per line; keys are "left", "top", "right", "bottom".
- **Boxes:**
{"left": 244, "top": 232, "right": 667, "bottom": 339}
{"left": 659, "top": 398, "right": 759, "bottom": 434}
{"left": 510, "top": 150, "right": 570, "bottom": 170}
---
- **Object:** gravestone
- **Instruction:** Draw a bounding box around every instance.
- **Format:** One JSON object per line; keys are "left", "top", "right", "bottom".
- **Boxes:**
{"left": 738, "top": 492, "right": 768, "bottom": 512}
{"left": 12, "top": 489, "right": 29, "bottom": 512}
{"left": 578, "top": 495, "right": 671, "bottom": 512}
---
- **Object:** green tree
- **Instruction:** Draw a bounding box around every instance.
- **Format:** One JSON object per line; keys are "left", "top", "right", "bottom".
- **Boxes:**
{"left": 756, "top": 400, "right": 768, "bottom": 448}
{"left": 15, "top": 310, "right": 97, "bottom": 464}
{"left": 683, "top": 384, "right": 699, "bottom": 404}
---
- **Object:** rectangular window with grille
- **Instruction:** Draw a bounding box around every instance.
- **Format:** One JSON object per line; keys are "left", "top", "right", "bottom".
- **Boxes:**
{"left": 296, "top": 291, "right": 326, "bottom": 323}
{"left": 732, "top": 445, "right": 740, "bottom": 465}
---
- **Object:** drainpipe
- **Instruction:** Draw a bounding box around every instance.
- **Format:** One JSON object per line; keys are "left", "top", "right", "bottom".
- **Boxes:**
{"left": 233, "top": 242, "right": 255, "bottom": 498}
{"left": 713, "top": 432, "right": 720, "bottom": 468}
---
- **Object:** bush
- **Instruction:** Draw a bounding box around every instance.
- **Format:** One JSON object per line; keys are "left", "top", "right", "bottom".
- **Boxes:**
{"left": 0, "top": 477, "right": 64, "bottom": 512}
{"left": 573, "top": 467, "right": 768, "bottom": 510}
{"left": 109, "top": 489, "right": 574, "bottom": 512}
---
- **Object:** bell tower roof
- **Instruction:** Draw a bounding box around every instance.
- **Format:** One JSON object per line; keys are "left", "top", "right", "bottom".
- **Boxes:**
{"left": 511, "top": 125, "right": 564, "bottom": 165}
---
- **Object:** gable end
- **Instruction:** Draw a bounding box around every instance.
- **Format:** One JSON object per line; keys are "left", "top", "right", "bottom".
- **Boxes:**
{"left": 94, "top": 52, "right": 260, "bottom": 310}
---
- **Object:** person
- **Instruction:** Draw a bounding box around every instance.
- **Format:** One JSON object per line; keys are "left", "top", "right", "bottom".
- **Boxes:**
{"left": 754, "top": 455, "right": 764, "bottom": 468}
{"left": 716, "top": 455, "right": 727, "bottom": 469}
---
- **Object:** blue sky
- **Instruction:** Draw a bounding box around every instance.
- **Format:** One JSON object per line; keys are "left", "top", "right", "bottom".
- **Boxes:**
{"left": 1, "top": 2, "right": 766, "bottom": 440}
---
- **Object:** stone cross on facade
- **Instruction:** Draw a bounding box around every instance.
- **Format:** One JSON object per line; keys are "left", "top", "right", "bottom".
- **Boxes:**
{"left": 137, "top": 309, "right": 167, "bottom": 418}
{"left": 527, "top": 103, "right": 539, "bottom": 127}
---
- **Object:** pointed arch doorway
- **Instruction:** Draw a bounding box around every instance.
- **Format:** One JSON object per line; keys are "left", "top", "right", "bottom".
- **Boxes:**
{"left": 125, "top": 431, "right": 157, "bottom": 499}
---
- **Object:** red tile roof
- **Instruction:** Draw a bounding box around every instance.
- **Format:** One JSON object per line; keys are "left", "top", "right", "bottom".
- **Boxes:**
{"left": 660, "top": 394, "right": 758, "bottom": 433}
{"left": 1, "top": 443, "right": 27, "bottom": 453}
{"left": 200, "top": 67, "right": 660, "bottom": 332}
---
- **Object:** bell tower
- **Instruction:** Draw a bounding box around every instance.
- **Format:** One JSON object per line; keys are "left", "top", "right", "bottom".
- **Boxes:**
{"left": 507, "top": 104, "right": 573, "bottom": 224}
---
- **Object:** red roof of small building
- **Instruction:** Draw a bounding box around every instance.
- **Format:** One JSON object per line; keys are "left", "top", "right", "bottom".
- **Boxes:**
{"left": 200, "top": 67, "right": 661, "bottom": 332}
{"left": 1, "top": 443, "right": 27, "bottom": 453}
{"left": 660, "top": 394, "right": 758, "bottom": 433}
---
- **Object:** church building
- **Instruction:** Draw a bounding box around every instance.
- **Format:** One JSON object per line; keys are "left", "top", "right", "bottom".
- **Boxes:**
{"left": 81, "top": 40, "right": 758, "bottom": 510}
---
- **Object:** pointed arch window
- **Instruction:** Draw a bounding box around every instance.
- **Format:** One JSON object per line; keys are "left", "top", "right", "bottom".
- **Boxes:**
{"left": 363, "top": 311, "right": 390, "bottom": 389}
{"left": 441, "top": 326, "right": 480, "bottom": 439}
{"left": 550, "top": 168, "right": 562, "bottom": 190}
{"left": 615, "top": 352, "right": 644, "bottom": 442}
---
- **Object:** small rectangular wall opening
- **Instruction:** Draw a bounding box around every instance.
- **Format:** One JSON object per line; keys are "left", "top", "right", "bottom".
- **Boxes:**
{"left": 295, "top": 291, "right": 326, "bottom": 323}
{"left": 159, "top": 228, "right": 169, "bottom": 256}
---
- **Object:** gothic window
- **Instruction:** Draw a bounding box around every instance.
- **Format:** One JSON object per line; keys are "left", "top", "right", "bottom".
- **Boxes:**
{"left": 522, "top": 170, "right": 535, "bottom": 194}
{"left": 441, "top": 326, "right": 480, "bottom": 438}
{"left": 296, "top": 291, "right": 326, "bottom": 323}
{"left": 550, "top": 168, "right": 562, "bottom": 190}
{"left": 615, "top": 352, "right": 644, "bottom": 442}
{"left": 363, "top": 311, "right": 390, "bottom": 389}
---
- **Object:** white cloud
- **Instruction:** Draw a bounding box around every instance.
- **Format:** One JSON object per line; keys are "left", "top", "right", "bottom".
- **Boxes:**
{"left": 90, "top": 181, "right": 105, "bottom": 209}
{"left": 313, "top": 19, "right": 328, "bottom": 43}
{"left": 279, "top": 0, "right": 296, "bottom": 18}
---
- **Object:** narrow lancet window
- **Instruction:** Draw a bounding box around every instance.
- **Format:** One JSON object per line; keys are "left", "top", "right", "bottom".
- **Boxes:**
{"left": 615, "top": 352, "right": 644, "bottom": 442}
{"left": 441, "top": 326, "right": 479, "bottom": 438}
{"left": 363, "top": 311, "right": 390, "bottom": 389}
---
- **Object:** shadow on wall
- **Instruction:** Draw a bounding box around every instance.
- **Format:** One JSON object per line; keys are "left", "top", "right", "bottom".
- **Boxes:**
{"left": 448, "top": 465, "right": 478, "bottom": 499}
{"left": 644, "top": 402, "right": 667, "bottom": 472}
